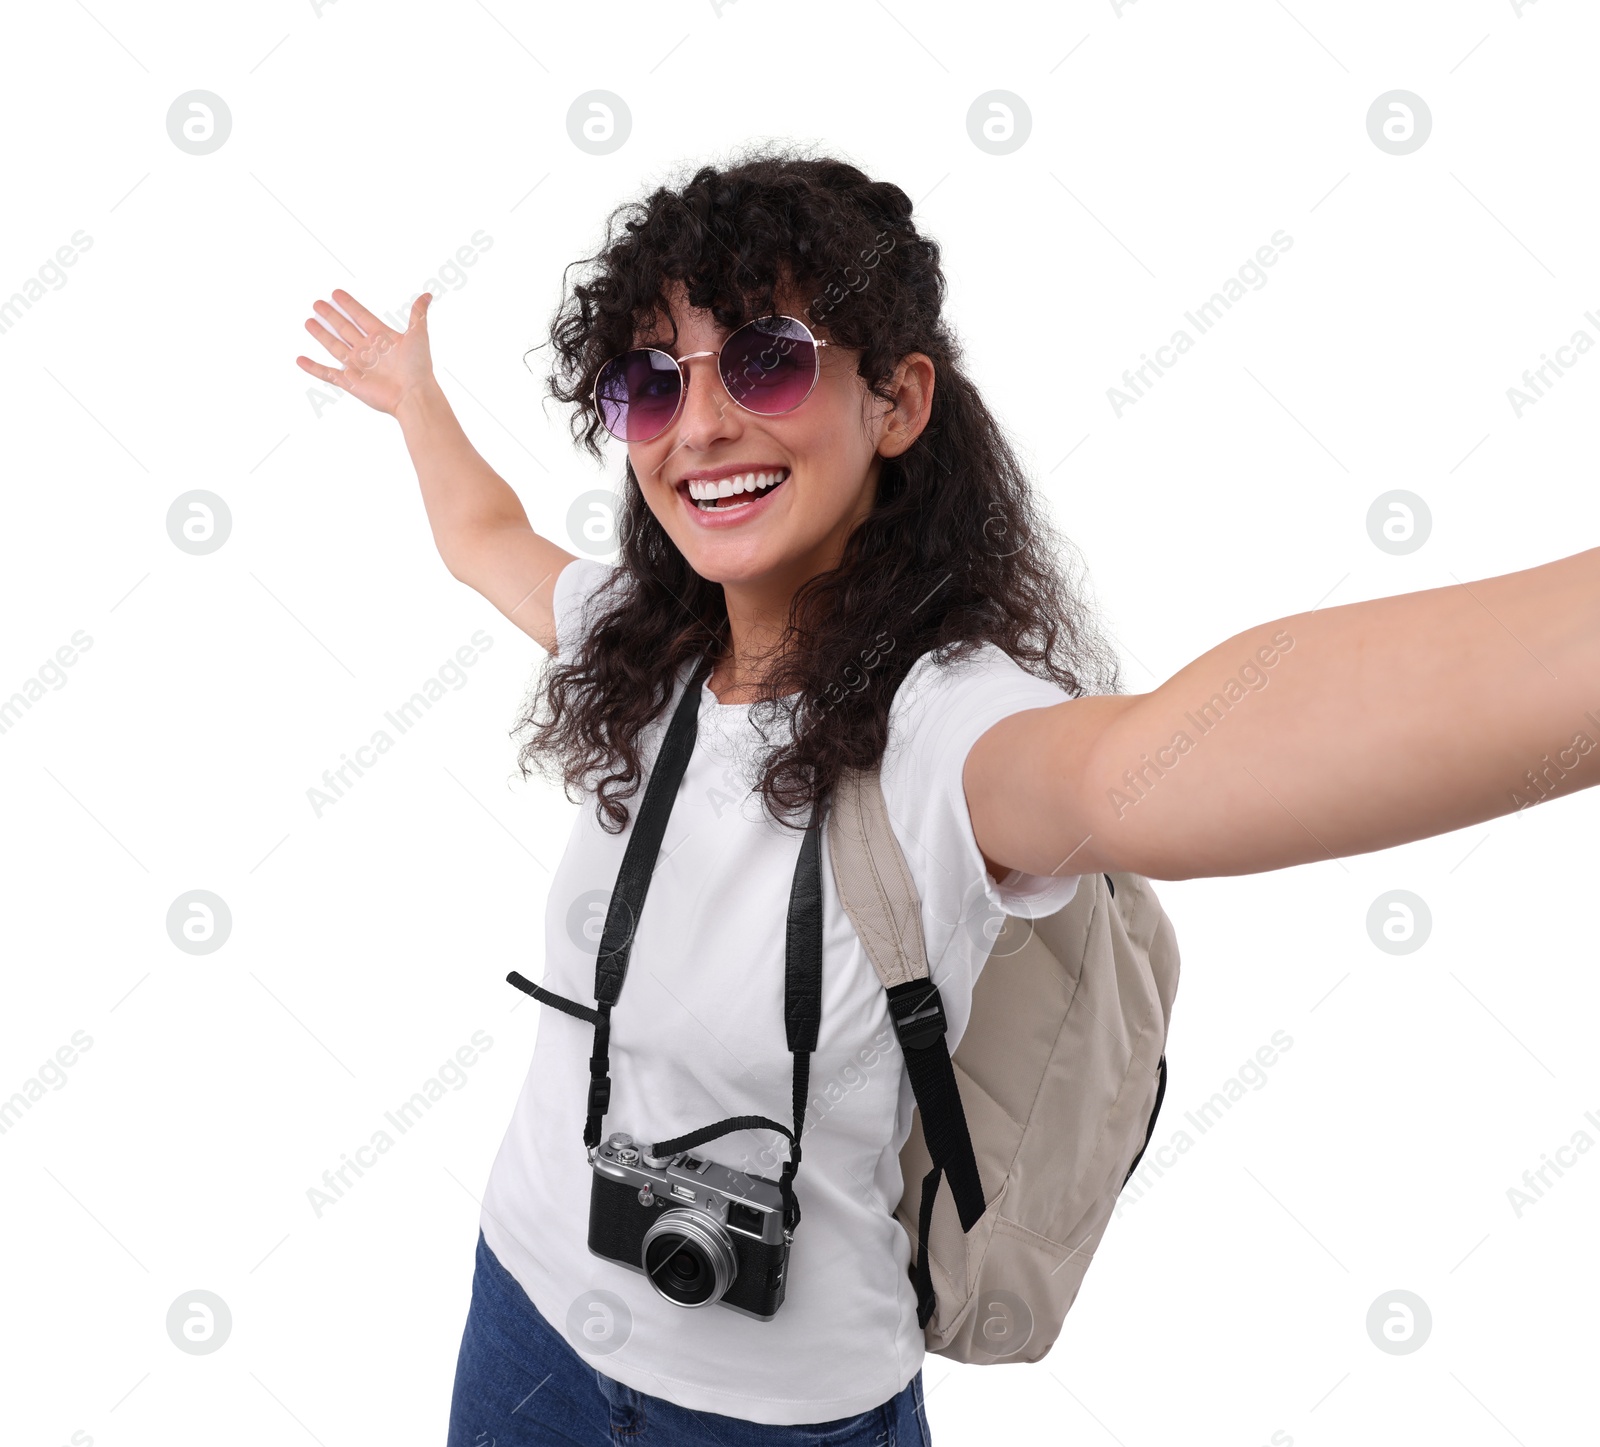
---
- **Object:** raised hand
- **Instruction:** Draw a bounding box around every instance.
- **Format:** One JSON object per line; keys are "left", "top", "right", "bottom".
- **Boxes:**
{"left": 295, "top": 288, "right": 436, "bottom": 416}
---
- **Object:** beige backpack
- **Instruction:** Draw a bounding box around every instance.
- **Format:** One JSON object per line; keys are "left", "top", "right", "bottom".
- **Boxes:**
{"left": 828, "top": 767, "right": 1181, "bottom": 1364}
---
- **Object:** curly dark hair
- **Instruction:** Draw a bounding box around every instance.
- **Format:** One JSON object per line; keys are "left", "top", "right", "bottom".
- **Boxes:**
{"left": 512, "top": 144, "right": 1123, "bottom": 831}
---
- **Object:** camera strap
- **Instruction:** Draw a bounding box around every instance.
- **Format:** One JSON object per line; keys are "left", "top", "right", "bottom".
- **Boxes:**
{"left": 507, "top": 655, "right": 823, "bottom": 1235}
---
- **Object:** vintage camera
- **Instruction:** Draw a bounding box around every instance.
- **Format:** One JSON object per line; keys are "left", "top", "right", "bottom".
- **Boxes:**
{"left": 588, "top": 1130, "right": 792, "bottom": 1319}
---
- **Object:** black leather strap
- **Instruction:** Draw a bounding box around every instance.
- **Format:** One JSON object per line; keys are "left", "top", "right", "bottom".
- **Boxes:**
{"left": 593, "top": 665, "right": 711, "bottom": 1008}
{"left": 784, "top": 816, "right": 824, "bottom": 1056}
{"left": 884, "top": 979, "right": 986, "bottom": 1230}
{"left": 776, "top": 800, "right": 824, "bottom": 1230}
{"left": 506, "top": 661, "right": 825, "bottom": 1237}
{"left": 645, "top": 797, "right": 823, "bottom": 1235}
{"left": 911, "top": 1162, "right": 943, "bottom": 1328}
{"left": 506, "top": 969, "right": 601, "bottom": 1027}
{"left": 884, "top": 976, "right": 988, "bottom": 1329}
{"left": 581, "top": 662, "right": 710, "bottom": 1149}
{"left": 652, "top": 1114, "right": 795, "bottom": 1158}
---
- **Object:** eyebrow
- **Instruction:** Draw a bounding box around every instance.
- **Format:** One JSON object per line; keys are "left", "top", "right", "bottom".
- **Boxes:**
{"left": 629, "top": 314, "right": 824, "bottom": 356}
{"left": 633, "top": 333, "right": 721, "bottom": 357}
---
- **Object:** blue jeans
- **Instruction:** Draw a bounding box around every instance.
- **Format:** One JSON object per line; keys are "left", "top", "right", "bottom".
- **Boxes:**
{"left": 448, "top": 1230, "right": 932, "bottom": 1446}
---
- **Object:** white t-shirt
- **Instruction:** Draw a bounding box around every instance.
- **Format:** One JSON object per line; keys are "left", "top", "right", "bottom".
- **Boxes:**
{"left": 479, "top": 558, "right": 1081, "bottom": 1426}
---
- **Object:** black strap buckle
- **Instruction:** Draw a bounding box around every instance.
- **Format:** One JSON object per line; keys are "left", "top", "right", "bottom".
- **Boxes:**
{"left": 587, "top": 1075, "right": 611, "bottom": 1116}
{"left": 885, "top": 979, "right": 947, "bottom": 1051}
{"left": 777, "top": 1146, "right": 804, "bottom": 1234}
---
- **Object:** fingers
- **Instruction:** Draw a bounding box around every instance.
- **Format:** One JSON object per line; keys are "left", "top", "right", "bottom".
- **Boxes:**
{"left": 304, "top": 315, "right": 353, "bottom": 362}
{"left": 312, "top": 297, "right": 366, "bottom": 349}
{"left": 409, "top": 292, "right": 433, "bottom": 328}
{"left": 295, "top": 356, "right": 350, "bottom": 389}
{"left": 298, "top": 288, "right": 413, "bottom": 390}
{"left": 331, "top": 288, "right": 390, "bottom": 337}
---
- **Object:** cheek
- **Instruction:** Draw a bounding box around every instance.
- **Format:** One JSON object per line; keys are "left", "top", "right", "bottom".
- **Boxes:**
{"left": 625, "top": 450, "right": 686, "bottom": 527}
{"left": 793, "top": 386, "right": 871, "bottom": 468}
{"left": 626, "top": 446, "right": 672, "bottom": 492}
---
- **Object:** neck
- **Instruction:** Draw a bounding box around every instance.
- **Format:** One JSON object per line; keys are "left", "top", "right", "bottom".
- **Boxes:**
{"left": 710, "top": 578, "right": 796, "bottom": 705}
{"left": 703, "top": 463, "right": 881, "bottom": 704}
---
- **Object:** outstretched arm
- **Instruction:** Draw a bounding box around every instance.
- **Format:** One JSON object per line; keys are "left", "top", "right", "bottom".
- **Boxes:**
{"left": 297, "top": 288, "right": 575, "bottom": 653}
{"left": 966, "top": 546, "right": 1600, "bottom": 881}
{"left": 393, "top": 379, "right": 575, "bottom": 653}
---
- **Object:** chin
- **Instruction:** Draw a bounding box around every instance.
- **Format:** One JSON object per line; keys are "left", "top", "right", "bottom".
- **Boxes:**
{"left": 676, "top": 538, "right": 785, "bottom": 588}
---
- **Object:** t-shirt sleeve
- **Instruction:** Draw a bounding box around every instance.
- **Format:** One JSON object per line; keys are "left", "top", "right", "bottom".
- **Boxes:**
{"left": 879, "top": 644, "right": 1083, "bottom": 922}
{"left": 551, "top": 558, "right": 620, "bottom": 660}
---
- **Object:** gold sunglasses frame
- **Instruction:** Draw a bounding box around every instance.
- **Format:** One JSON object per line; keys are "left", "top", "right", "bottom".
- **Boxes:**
{"left": 592, "top": 314, "right": 833, "bottom": 443}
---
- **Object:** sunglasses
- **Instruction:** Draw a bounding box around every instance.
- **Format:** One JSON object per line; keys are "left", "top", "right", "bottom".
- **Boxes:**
{"left": 592, "top": 314, "right": 832, "bottom": 443}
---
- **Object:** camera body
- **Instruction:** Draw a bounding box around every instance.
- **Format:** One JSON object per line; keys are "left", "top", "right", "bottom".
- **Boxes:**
{"left": 588, "top": 1131, "right": 792, "bottom": 1320}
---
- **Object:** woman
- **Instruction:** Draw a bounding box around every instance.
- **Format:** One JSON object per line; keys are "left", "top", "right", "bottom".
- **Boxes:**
{"left": 296, "top": 150, "right": 1600, "bottom": 1444}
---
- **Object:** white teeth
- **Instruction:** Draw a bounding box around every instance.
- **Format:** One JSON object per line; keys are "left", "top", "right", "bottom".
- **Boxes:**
{"left": 686, "top": 468, "right": 789, "bottom": 505}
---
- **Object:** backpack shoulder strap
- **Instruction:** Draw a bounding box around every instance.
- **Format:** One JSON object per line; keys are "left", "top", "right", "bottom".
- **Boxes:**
{"left": 829, "top": 767, "right": 987, "bottom": 1326}
{"left": 828, "top": 764, "right": 930, "bottom": 990}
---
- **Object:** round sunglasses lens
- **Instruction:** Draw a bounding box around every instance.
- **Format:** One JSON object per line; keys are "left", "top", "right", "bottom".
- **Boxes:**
{"left": 596, "top": 349, "right": 681, "bottom": 441}
{"left": 718, "top": 317, "right": 818, "bottom": 415}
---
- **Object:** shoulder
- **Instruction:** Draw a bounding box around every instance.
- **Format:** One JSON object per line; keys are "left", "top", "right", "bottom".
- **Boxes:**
{"left": 553, "top": 559, "right": 623, "bottom": 659}
{"left": 878, "top": 643, "right": 1081, "bottom": 921}
{"left": 886, "top": 642, "right": 1074, "bottom": 756}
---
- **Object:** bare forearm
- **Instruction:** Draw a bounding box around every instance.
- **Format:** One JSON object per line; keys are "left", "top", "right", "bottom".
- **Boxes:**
{"left": 1076, "top": 545, "right": 1600, "bottom": 879}
{"left": 394, "top": 378, "right": 531, "bottom": 571}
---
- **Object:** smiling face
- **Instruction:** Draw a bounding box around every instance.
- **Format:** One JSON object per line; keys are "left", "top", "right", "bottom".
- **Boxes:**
{"left": 622, "top": 281, "right": 909, "bottom": 609}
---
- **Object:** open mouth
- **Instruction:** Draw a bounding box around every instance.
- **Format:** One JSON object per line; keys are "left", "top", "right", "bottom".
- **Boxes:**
{"left": 682, "top": 468, "right": 791, "bottom": 511}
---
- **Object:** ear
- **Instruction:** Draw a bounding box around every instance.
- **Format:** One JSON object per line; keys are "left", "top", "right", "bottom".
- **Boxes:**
{"left": 874, "top": 353, "right": 935, "bottom": 459}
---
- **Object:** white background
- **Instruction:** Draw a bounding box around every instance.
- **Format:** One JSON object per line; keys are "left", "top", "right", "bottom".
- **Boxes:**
{"left": 3, "top": 1, "right": 1598, "bottom": 1444}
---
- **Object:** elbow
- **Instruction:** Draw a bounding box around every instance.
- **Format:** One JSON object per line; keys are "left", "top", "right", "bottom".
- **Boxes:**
{"left": 438, "top": 539, "right": 477, "bottom": 587}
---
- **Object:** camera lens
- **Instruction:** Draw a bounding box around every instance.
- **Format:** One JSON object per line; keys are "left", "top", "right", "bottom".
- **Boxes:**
{"left": 641, "top": 1210, "right": 737, "bottom": 1308}
{"left": 646, "top": 1235, "right": 710, "bottom": 1293}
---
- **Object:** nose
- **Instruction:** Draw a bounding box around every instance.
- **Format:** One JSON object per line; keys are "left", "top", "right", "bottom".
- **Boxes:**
{"left": 673, "top": 353, "right": 743, "bottom": 452}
